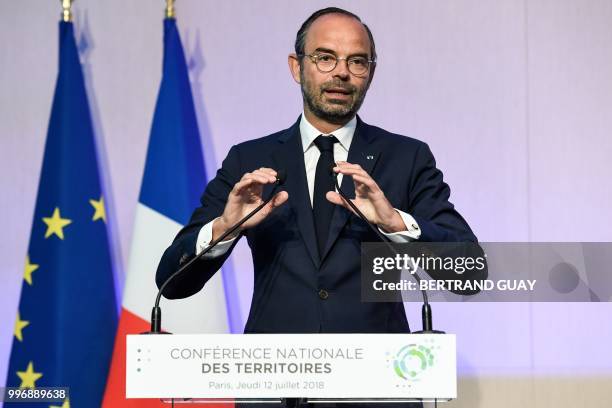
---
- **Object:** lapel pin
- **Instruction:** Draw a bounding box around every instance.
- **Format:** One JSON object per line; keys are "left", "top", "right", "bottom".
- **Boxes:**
{"left": 366, "top": 155, "right": 374, "bottom": 160}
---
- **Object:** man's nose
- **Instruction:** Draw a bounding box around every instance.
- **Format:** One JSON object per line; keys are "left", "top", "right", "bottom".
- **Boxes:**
{"left": 332, "top": 58, "right": 350, "bottom": 79}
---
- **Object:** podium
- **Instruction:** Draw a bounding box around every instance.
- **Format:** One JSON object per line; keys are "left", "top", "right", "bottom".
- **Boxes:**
{"left": 126, "top": 333, "right": 456, "bottom": 404}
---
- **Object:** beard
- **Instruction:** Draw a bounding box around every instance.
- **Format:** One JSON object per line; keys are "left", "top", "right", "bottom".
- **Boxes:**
{"left": 300, "top": 74, "right": 369, "bottom": 125}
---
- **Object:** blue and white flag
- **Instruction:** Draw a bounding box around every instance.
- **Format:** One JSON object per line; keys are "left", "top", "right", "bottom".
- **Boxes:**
{"left": 103, "top": 18, "right": 230, "bottom": 407}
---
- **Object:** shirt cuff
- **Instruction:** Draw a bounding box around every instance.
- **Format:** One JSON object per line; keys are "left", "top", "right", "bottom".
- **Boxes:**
{"left": 196, "top": 217, "right": 238, "bottom": 258}
{"left": 378, "top": 209, "right": 421, "bottom": 242}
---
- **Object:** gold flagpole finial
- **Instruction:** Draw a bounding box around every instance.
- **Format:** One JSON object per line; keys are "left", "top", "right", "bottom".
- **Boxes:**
{"left": 165, "top": 0, "right": 176, "bottom": 19}
{"left": 61, "top": 0, "right": 73, "bottom": 22}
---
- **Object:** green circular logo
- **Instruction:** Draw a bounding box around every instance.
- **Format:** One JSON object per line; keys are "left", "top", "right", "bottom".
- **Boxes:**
{"left": 393, "top": 344, "right": 434, "bottom": 380}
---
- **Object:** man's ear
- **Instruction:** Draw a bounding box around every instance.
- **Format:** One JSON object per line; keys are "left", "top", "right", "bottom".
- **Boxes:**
{"left": 288, "top": 53, "right": 302, "bottom": 84}
{"left": 366, "top": 65, "right": 376, "bottom": 89}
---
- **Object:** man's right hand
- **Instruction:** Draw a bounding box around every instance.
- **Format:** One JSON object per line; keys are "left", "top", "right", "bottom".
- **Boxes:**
{"left": 212, "top": 167, "right": 289, "bottom": 241}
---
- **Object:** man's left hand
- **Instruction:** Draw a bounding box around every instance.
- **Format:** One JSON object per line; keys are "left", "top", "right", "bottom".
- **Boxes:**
{"left": 326, "top": 161, "right": 407, "bottom": 233}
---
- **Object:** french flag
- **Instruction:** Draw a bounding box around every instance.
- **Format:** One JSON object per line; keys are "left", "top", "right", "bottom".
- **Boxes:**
{"left": 103, "top": 18, "right": 233, "bottom": 406}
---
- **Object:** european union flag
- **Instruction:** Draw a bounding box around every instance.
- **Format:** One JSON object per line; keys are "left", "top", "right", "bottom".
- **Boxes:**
{"left": 5, "top": 21, "right": 118, "bottom": 407}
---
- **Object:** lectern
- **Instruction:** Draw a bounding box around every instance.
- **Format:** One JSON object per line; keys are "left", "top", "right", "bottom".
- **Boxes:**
{"left": 126, "top": 333, "right": 456, "bottom": 404}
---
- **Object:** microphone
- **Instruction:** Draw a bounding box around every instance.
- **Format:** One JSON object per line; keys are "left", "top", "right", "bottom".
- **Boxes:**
{"left": 331, "top": 165, "right": 442, "bottom": 334}
{"left": 148, "top": 169, "right": 287, "bottom": 334}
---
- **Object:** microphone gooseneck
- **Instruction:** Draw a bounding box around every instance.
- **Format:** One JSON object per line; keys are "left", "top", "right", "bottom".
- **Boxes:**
{"left": 331, "top": 166, "right": 441, "bottom": 333}
{"left": 149, "top": 170, "right": 287, "bottom": 334}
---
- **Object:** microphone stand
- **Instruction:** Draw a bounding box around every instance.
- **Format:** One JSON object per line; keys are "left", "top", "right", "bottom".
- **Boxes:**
{"left": 146, "top": 171, "right": 286, "bottom": 334}
{"left": 332, "top": 170, "right": 443, "bottom": 334}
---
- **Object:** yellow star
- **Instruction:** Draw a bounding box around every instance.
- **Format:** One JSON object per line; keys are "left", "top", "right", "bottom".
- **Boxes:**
{"left": 42, "top": 207, "right": 72, "bottom": 239}
{"left": 16, "top": 361, "right": 42, "bottom": 389}
{"left": 50, "top": 398, "right": 70, "bottom": 408}
{"left": 14, "top": 312, "right": 29, "bottom": 342}
{"left": 23, "top": 255, "right": 39, "bottom": 285}
{"left": 89, "top": 196, "right": 106, "bottom": 222}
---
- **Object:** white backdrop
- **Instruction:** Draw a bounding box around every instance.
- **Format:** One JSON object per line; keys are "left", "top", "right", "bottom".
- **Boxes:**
{"left": 1, "top": 1, "right": 612, "bottom": 406}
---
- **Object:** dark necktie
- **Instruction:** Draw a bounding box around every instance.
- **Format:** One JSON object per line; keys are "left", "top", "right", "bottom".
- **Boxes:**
{"left": 313, "top": 135, "right": 339, "bottom": 257}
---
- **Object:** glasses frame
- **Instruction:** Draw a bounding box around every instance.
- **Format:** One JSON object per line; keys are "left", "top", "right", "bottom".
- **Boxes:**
{"left": 298, "top": 52, "right": 376, "bottom": 76}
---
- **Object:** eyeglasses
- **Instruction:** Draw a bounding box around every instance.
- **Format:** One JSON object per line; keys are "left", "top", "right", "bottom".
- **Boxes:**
{"left": 299, "top": 52, "right": 376, "bottom": 76}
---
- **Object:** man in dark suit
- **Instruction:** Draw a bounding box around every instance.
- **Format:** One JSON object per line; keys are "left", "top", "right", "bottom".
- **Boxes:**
{"left": 156, "top": 4, "right": 476, "bottom": 333}
{"left": 156, "top": 6, "right": 477, "bottom": 407}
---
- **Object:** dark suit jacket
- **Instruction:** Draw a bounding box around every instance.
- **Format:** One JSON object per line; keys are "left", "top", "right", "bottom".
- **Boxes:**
{"left": 155, "top": 116, "right": 478, "bottom": 333}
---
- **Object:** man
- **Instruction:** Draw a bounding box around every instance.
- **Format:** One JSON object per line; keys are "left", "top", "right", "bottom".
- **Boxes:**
{"left": 156, "top": 7, "right": 476, "bottom": 405}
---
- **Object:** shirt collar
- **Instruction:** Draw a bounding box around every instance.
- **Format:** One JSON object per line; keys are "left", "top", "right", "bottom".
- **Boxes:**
{"left": 299, "top": 113, "right": 356, "bottom": 153}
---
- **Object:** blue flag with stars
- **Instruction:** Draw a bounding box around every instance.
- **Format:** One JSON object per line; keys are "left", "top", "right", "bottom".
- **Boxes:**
{"left": 5, "top": 21, "right": 118, "bottom": 407}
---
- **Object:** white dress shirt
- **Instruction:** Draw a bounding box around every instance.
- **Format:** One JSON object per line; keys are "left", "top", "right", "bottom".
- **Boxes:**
{"left": 195, "top": 114, "right": 421, "bottom": 257}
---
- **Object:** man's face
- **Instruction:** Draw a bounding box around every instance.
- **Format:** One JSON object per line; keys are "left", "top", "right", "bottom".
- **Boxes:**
{"left": 294, "top": 14, "right": 374, "bottom": 124}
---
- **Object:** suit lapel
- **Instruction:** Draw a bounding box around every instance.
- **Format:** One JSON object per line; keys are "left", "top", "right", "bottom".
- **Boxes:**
{"left": 271, "top": 119, "right": 321, "bottom": 268}
{"left": 321, "top": 117, "right": 381, "bottom": 263}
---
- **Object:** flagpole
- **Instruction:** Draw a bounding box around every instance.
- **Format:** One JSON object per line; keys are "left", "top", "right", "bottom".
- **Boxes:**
{"left": 61, "top": 0, "right": 73, "bottom": 22}
{"left": 165, "top": 0, "right": 176, "bottom": 19}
